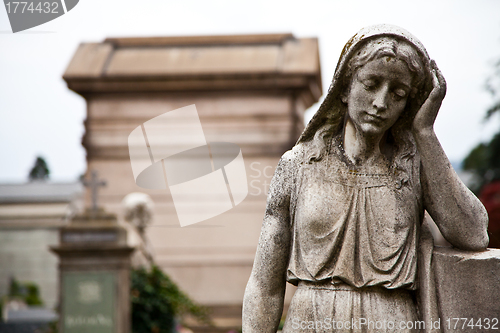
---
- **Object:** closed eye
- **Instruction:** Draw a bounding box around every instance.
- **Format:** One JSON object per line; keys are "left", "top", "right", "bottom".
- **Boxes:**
{"left": 393, "top": 88, "right": 408, "bottom": 100}
{"left": 361, "top": 79, "right": 377, "bottom": 90}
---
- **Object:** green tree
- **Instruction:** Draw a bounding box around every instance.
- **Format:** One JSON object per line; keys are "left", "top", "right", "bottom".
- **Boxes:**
{"left": 463, "top": 133, "right": 500, "bottom": 193}
{"left": 463, "top": 55, "right": 500, "bottom": 193}
{"left": 485, "top": 57, "right": 500, "bottom": 119}
{"left": 131, "top": 265, "right": 211, "bottom": 333}
{"left": 28, "top": 156, "right": 50, "bottom": 181}
{"left": 7, "top": 278, "right": 43, "bottom": 305}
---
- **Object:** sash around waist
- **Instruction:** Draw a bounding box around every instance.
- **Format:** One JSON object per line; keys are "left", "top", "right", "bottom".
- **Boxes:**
{"left": 297, "top": 279, "right": 414, "bottom": 295}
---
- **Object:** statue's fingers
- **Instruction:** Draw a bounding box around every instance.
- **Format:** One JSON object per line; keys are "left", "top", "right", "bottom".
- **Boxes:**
{"left": 428, "top": 60, "right": 446, "bottom": 102}
{"left": 430, "top": 60, "right": 447, "bottom": 97}
{"left": 430, "top": 60, "right": 439, "bottom": 87}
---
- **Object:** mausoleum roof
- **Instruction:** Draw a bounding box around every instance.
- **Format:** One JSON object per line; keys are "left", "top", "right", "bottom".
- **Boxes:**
{"left": 63, "top": 33, "right": 322, "bottom": 105}
{"left": 0, "top": 181, "right": 83, "bottom": 204}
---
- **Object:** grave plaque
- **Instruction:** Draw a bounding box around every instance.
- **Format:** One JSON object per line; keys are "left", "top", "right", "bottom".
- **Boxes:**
{"left": 62, "top": 272, "right": 115, "bottom": 333}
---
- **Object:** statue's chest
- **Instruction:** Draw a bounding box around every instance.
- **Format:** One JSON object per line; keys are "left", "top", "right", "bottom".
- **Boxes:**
{"left": 294, "top": 161, "right": 418, "bottom": 241}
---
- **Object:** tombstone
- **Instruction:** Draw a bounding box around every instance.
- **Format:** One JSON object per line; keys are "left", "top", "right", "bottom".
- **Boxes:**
{"left": 51, "top": 171, "right": 134, "bottom": 333}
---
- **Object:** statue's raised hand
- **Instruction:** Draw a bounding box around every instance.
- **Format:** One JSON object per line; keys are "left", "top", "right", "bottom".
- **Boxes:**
{"left": 413, "top": 60, "right": 447, "bottom": 134}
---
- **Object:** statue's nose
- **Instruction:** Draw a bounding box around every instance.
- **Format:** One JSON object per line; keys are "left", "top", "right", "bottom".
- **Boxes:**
{"left": 373, "top": 86, "right": 389, "bottom": 111}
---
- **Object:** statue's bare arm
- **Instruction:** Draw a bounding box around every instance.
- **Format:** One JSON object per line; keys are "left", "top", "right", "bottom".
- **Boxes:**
{"left": 242, "top": 152, "right": 294, "bottom": 332}
{"left": 414, "top": 60, "right": 489, "bottom": 251}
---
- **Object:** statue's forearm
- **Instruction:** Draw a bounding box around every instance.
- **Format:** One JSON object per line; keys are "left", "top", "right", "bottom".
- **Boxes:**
{"left": 242, "top": 150, "right": 294, "bottom": 331}
{"left": 242, "top": 277, "right": 285, "bottom": 333}
{"left": 243, "top": 212, "right": 290, "bottom": 332}
{"left": 415, "top": 128, "right": 489, "bottom": 250}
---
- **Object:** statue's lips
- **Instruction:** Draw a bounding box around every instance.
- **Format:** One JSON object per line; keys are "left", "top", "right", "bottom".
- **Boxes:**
{"left": 364, "top": 112, "right": 385, "bottom": 123}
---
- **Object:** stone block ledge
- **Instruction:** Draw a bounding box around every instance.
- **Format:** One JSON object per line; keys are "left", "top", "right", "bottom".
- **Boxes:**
{"left": 433, "top": 247, "right": 500, "bottom": 329}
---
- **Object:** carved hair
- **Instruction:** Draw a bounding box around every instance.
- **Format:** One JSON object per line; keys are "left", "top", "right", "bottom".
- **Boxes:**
{"left": 306, "top": 36, "right": 426, "bottom": 186}
{"left": 344, "top": 37, "right": 425, "bottom": 97}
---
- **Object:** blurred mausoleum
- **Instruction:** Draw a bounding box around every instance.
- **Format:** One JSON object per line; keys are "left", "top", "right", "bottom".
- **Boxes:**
{"left": 62, "top": 33, "right": 322, "bottom": 331}
{"left": 0, "top": 181, "right": 82, "bottom": 328}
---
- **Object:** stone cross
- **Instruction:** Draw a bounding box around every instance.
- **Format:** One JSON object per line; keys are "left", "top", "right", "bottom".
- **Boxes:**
{"left": 83, "top": 170, "right": 106, "bottom": 213}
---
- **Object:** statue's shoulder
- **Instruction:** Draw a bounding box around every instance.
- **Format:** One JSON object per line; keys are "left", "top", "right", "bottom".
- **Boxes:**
{"left": 274, "top": 145, "right": 308, "bottom": 185}
{"left": 279, "top": 144, "right": 307, "bottom": 168}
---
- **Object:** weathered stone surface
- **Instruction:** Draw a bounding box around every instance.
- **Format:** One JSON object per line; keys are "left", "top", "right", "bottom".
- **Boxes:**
{"left": 433, "top": 247, "right": 500, "bottom": 323}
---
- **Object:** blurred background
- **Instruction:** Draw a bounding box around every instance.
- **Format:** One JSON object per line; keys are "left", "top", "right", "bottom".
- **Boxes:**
{"left": 1, "top": 0, "right": 500, "bottom": 332}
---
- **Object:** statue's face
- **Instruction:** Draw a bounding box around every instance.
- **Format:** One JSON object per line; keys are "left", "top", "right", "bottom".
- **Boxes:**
{"left": 346, "top": 56, "right": 413, "bottom": 137}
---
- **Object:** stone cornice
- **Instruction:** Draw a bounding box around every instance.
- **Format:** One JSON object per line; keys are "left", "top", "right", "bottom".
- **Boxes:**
{"left": 63, "top": 33, "right": 322, "bottom": 106}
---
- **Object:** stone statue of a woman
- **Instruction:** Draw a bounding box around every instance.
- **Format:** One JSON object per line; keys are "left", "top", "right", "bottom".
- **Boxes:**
{"left": 242, "top": 25, "right": 489, "bottom": 332}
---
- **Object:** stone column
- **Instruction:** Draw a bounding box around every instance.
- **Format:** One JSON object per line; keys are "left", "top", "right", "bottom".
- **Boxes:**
{"left": 51, "top": 209, "right": 134, "bottom": 333}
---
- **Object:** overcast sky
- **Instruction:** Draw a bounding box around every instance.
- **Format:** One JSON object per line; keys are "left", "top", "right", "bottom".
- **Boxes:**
{"left": 1, "top": 0, "right": 500, "bottom": 182}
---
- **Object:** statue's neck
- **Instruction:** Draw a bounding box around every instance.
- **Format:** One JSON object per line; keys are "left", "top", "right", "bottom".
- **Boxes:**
{"left": 343, "top": 118, "right": 388, "bottom": 168}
